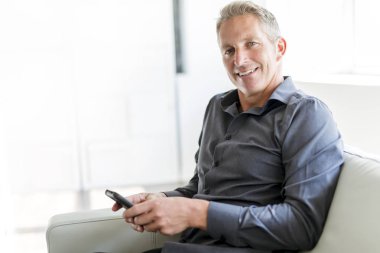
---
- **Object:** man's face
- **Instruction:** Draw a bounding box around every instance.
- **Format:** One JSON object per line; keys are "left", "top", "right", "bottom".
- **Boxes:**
{"left": 218, "top": 14, "right": 286, "bottom": 107}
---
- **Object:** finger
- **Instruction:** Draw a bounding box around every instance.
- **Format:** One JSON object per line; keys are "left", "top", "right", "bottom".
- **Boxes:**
{"left": 136, "top": 225, "right": 144, "bottom": 232}
{"left": 146, "top": 192, "right": 163, "bottom": 200}
{"left": 130, "top": 223, "right": 144, "bottom": 232}
{"left": 112, "top": 202, "right": 122, "bottom": 211}
{"left": 143, "top": 222, "right": 161, "bottom": 233}
{"left": 133, "top": 211, "right": 156, "bottom": 226}
{"left": 123, "top": 201, "right": 153, "bottom": 219}
{"left": 129, "top": 193, "right": 148, "bottom": 204}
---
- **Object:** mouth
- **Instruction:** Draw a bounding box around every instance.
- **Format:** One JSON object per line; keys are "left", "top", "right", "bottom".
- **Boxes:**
{"left": 235, "top": 67, "right": 259, "bottom": 77}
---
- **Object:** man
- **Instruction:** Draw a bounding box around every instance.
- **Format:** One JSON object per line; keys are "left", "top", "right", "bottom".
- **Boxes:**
{"left": 112, "top": 1, "right": 344, "bottom": 252}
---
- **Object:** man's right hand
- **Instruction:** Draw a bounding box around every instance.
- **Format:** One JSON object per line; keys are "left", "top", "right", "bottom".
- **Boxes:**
{"left": 111, "top": 192, "right": 167, "bottom": 233}
{"left": 111, "top": 192, "right": 166, "bottom": 212}
{"left": 122, "top": 196, "right": 209, "bottom": 235}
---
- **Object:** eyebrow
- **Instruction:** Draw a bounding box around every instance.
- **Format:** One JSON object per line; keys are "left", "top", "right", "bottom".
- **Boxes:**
{"left": 220, "top": 43, "right": 231, "bottom": 50}
{"left": 220, "top": 35, "right": 261, "bottom": 50}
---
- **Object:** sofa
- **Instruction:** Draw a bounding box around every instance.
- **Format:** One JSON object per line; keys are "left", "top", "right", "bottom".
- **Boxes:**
{"left": 46, "top": 148, "right": 380, "bottom": 253}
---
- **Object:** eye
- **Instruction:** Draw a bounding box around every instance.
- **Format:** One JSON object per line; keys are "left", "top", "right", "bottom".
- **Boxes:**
{"left": 248, "top": 41, "right": 258, "bottom": 48}
{"left": 224, "top": 48, "right": 234, "bottom": 56}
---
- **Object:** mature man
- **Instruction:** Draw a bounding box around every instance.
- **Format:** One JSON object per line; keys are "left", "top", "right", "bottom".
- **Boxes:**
{"left": 112, "top": 1, "right": 344, "bottom": 252}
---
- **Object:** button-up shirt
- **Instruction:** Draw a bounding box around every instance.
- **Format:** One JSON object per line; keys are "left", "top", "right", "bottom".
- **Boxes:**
{"left": 165, "top": 76, "right": 344, "bottom": 252}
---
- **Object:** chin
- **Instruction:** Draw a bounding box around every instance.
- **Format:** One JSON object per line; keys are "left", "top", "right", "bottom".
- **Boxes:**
{"left": 238, "top": 84, "right": 259, "bottom": 94}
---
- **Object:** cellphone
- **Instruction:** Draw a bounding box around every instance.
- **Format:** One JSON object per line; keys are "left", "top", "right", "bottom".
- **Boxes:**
{"left": 105, "top": 189, "right": 134, "bottom": 209}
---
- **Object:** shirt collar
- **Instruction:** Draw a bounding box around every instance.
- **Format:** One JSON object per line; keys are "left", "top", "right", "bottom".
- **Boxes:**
{"left": 267, "top": 76, "right": 297, "bottom": 104}
{"left": 220, "top": 76, "right": 297, "bottom": 116}
{"left": 220, "top": 89, "right": 241, "bottom": 116}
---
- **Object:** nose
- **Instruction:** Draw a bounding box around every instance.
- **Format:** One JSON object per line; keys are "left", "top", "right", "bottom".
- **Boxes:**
{"left": 234, "top": 48, "right": 248, "bottom": 67}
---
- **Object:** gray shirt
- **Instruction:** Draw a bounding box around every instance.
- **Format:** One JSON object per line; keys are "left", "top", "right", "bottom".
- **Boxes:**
{"left": 165, "top": 76, "right": 344, "bottom": 252}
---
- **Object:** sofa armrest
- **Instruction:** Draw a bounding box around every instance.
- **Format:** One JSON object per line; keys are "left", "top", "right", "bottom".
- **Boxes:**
{"left": 46, "top": 208, "right": 180, "bottom": 253}
{"left": 303, "top": 151, "right": 380, "bottom": 253}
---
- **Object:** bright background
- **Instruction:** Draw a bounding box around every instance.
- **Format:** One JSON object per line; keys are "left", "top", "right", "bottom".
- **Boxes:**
{"left": 1, "top": 0, "right": 379, "bottom": 252}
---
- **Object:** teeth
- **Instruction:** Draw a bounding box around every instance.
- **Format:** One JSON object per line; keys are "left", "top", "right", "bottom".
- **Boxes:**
{"left": 238, "top": 69, "right": 255, "bottom": 77}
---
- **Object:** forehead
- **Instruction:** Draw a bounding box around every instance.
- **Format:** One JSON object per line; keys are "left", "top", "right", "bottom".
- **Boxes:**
{"left": 218, "top": 14, "right": 267, "bottom": 46}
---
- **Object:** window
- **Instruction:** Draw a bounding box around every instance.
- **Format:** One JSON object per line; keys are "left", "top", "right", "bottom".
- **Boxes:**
{"left": 266, "top": 0, "right": 380, "bottom": 78}
{"left": 354, "top": 0, "right": 380, "bottom": 75}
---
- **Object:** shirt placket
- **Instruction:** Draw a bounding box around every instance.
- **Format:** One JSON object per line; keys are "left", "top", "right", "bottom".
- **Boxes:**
{"left": 204, "top": 115, "right": 245, "bottom": 194}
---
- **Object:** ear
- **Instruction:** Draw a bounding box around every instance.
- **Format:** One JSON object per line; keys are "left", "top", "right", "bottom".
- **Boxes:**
{"left": 276, "top": 37, "right": 286, "bottom": 61}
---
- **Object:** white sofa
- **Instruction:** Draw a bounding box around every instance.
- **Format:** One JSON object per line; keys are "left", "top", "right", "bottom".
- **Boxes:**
{"left": 46, "top": 149, "right": 380, "bottom": 253}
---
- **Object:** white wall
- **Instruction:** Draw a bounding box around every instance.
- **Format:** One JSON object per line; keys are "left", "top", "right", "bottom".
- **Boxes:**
{"left": 0, "top": 105, "right": 13, "bottom": 251}
{"left": 0, "top": 0, "right": 179, "bottom": 192}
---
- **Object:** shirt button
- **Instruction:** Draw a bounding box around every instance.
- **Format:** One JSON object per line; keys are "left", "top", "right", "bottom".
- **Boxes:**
{"left": 213, "top": 161, "right": 219, "bottom": 167}
{"left": 225, "top": 134, "right": 232, "bottom": 140}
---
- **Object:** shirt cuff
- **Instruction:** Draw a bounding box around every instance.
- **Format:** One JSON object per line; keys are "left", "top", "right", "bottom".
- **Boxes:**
{"left": 207, "top": 201, "right": 243, "bottom": 245}
{"left": 163, "top": 190, "right": 187, "bottom": 197}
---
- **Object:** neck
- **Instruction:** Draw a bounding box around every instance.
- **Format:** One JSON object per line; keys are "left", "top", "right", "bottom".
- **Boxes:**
{"left": 238, "top": 75, "right": 284, "bottom": 112}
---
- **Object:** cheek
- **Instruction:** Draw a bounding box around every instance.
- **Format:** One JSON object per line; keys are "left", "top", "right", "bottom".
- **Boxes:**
{"left": 222, "top": 58, "right": 229, "bottom": 67}
{"left": 223, "top": 62, "right": 237, "bottom": 82}
{"left": 223, "top": 59, "right": 234, "bottom": 73}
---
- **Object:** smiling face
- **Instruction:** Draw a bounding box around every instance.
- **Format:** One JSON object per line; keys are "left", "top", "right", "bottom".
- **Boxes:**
{"left": 218, "top": 14, "right": 286, "bottom": 110}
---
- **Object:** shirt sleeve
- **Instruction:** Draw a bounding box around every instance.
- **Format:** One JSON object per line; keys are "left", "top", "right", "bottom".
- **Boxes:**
{"left": 206, "top": 98, "right": 344, "bottom": 251}
{"left": 164, "top": 167, "right": 199, "bottom": 198}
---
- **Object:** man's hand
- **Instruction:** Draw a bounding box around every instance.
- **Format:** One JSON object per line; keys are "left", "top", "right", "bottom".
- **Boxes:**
{"left": 123, "top": 196, "right": 209, "bottom": 235}
{"left": 111, "top": 192, "right": 165, "bottom": 212}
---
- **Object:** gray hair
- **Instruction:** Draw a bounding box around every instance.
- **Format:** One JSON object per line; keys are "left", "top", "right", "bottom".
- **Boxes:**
{"left": 216, "top": 1, "right": 281, "bottom": 41}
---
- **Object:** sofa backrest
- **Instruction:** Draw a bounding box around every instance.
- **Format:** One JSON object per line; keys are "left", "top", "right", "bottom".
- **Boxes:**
{"left": 303, "top": 151, "right": 380, "bottom": 253}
